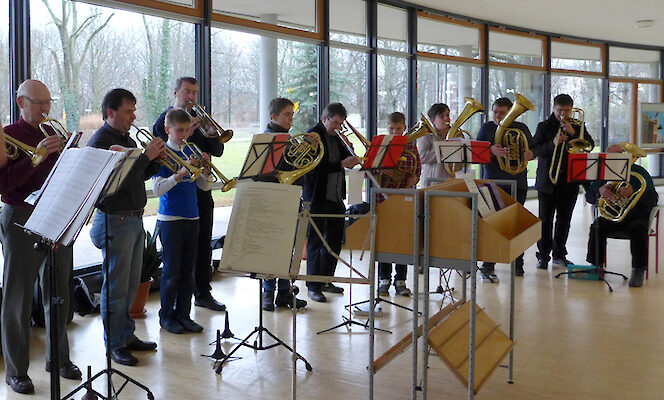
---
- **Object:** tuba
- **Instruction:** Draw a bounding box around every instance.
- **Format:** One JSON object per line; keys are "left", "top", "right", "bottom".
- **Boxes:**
{"left": 189, "top": 102, "right": 234, "bottom": 143}
{"left": 378, "top": 114, "right": 435, "bottom": 187}
{"left": 182, "top": 140, "right": 237, "bottom": 192}
{"left": 598, "top": 142, "right": 648, "bottom": 223}
{"left": 549, "top": 107, "right": 593, "bottom": 184}
{"left": 132, "top": 124, "right": 204, "bottom": 180}
{"left": 444, "top": 97, "right": 484, "bottom": 176}
{"left": 276, "top": 132, "right": 324, "bottom": 185}
{"left": 494, "top": 93, "right": 535, "bottom": 175}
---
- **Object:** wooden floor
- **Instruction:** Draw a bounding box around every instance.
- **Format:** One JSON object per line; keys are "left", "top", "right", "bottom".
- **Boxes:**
{"left": 1, "top": 192, "right": 663, "bottom": 400}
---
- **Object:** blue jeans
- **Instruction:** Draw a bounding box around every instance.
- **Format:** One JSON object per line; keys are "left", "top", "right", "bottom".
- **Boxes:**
{"left": 263, "top": 278, "right": 290, "bottom": 292}
{"left": 157, "top": 219, "right": 199, "bottom": 322}
{"left": 90, "top": 212, "right": 144, "bottom": 351}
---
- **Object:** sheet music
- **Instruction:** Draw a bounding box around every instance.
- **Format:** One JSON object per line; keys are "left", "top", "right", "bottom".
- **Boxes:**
{"left": 24, "top": 147, "right": 126, "bottom": 244}
{"left": 103, "top": 148, "right": 144, "bottom": 196}
{"left": 347, "top": 168, "right": 365, "bottom": 204}
{"left": 220, "top": 181, "right": 302, "bottom": 278}
{"left": 238, "top": 134, "right": 289, "bottom": 179}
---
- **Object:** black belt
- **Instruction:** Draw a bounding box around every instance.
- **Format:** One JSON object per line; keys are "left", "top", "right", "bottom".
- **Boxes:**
{"left": 108, "top": 209, "right": 144, "bottom": 217}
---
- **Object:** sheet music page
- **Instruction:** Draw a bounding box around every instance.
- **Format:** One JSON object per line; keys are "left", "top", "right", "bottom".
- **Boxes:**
{"left": 25, "top": 147, "right": 124, "bottom": 243}
{"left": 103, "top": 148, "right": 143, "bottom": 196}
{"left": 347, "top": 168, "right": 365, "bottom": 204}
{"left": 220, "top": 181, "right": 302, "bottom": 278}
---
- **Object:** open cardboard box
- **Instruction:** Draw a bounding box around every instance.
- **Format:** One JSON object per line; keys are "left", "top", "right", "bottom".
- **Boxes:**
{"left": 344, "top": 179, "right": 541, "bottom": 264}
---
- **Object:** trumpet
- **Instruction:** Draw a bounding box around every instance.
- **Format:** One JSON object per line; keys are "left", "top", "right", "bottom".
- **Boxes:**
{"left": 39, "top": 114, "right": 70, "bottom": 141}
{"left": 188, "top": 102, "right": 233, "bottom": 143}
{"left": 549, "top": 108, "right": 592, "bottom": 184}
{"left": 132, "top": 124, "right": 204, "bottom": 180}
{"left": 182, "top": 140, "right": 237, "bottom": 192}
{"left": 5, "top": 134, "right": 48, "bottom": 166}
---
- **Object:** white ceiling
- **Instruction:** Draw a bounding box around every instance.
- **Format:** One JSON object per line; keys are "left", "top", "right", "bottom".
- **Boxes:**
{"left": 410, "top": 0, "right": 663, "bottom": 48}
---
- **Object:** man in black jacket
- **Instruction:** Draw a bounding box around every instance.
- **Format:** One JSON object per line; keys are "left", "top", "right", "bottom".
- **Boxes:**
{"left": 153, "top": 77, "right": 226, "bottom": 312}
{"left": 260, "top": 97, "right": 307, "bottom": 311}
{"left": 303, "top": 103, "right": 360, "bottom": 302}
{"left": 476, "top": 97, "right": 534, "bottom": 280}
{"left": 532, "top": 94, "right": 595, "bottom": 270}
{"left": 88, "top": 88, "right": 163, "bottom": 366}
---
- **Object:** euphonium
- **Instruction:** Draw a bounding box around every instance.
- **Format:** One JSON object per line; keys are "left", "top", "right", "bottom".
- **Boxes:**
{"left": 132, "top": 124, "right": 204, "bottom": 180}
{"left": 182, "top": 140, "right": 237, "bottom": 192}
{"left": 549, "top": 107, "right": 592, "bottom": 184}
{"left": 189, "top": 102, "right": 233, "bottom": 143}
{"left": 598, "top": 142, "right": 648, "bottom": 223}
{"left": 444, "top": 97, "right": 484, "bottom": 176}
{"left": 494, "top": 93, "right": 535, "bottom": 175}
{"left": 276, "top": 132, "right": 324, "bottom": 185}
{"left": 4, "top": 134, "right": 48, "bottom": 166}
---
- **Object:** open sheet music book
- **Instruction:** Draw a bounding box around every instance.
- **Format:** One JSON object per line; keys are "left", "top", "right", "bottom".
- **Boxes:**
{"left": 24, "top": 146, "right": 140, "bottom": 245}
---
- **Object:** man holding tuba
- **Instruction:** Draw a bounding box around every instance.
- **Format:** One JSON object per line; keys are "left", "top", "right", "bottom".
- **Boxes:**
{"left": 0, "top": 79, "right": 81, "bottom": 394}
{"left": 153, "top": 77, "right": 226, "bottom": 312}
{"left": 476, "top": 97, "right": 534, "bottom": 280}
{"left": 584, "top": 144, "right": 658, "bottom": 287}
{"left": 532, "top": 94, "right": 594, "bottom": 270}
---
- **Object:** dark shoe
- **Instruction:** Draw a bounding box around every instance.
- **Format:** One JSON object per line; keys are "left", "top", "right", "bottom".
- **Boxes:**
{"left": 111, "top": 347, "right": 138, "bottom": 366}
{"left": 160, "top": 318, "right": 185, "bottom": 334}
{"left": 275, "top": 290, "right": 307, "bottom": 309}
{"left": 127, "top": 338, "right": 157, "bottom": 351}
{"left": 178, "top": 317, "right": 204, "bottom": 333}
{"left": 629, "top": 268, "right": 645, "bottom": 287}
{"left": 552, "top": 258, "right": 573, "bottom": 267}
{"left": 480, "top": 271, "right": 499, "bottom": 283}
{"left": 6, "top": 375, "right": 34, "bottom": 394}
{"left": 262, "top": 291, "right": 275, "bottom": 311}
{"left": 320, "top": 282, "right": 344, "bottom": 294}
{"left": 46, "top": 360, "right": 82, "bottom": 380}
{"left": 378, "top": 279, "right": 391, "bottom": 295}
{"left": 536, "top": 259, "right": 549, "bottom": 270}
{"left": 394, "top": 280, "right": 412, "bottom": 296}
{"left": 515, "top": 267, "right": 525, "bottom": 277}
{"left": 308, "top": 290, "right": 327, "bottom": 302}
{"left": 195, "top": 295, "right": 226, "bottom": 311}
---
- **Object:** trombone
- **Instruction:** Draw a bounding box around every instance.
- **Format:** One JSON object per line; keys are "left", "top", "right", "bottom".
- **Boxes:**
{"left": 188, "top": 102, "right": 233, "bottom": 143}
{"left": 336, "top": 120, "right": 370, "bottom": 162}
{"left": 182, "top": 140, "right": 237, "bottom": 192}
{"left": 132, "top": 124, "right": 204, "bottom": 181}
{"left": 549, "top": 108, "right": 593, "bottom": 184}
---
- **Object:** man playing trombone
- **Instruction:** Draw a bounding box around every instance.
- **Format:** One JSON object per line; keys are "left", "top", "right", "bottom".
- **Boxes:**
{"left": 153, "top": 77, "right": 226, "bottom": 312}
{"left": 0, "top": 79, "right": 80, "bottom": 394}
{"left": 88, "top": 88, "right": 164, "bottom": 366}
{"left": 532, "top": 94, "right": 594, "bottom": 270}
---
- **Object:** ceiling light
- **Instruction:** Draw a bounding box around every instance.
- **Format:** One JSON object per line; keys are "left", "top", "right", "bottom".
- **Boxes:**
{"left": 635, "top": 20, "right": 655, "bottom": 28}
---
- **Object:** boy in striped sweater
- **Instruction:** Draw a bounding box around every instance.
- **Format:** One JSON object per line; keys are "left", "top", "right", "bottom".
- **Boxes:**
{"left": 153, "top": 108, "right": 214, "bottom": 334}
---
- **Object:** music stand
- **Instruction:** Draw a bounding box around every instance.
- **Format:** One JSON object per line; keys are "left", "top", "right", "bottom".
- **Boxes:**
{"left": 435, "top": 139, "right": 491, "bottom": 177}
{"left": 555, "top": 152, "right": 632, "bottom": 291}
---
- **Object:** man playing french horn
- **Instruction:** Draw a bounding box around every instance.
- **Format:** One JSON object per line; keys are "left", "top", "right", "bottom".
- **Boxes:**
{"left": 477, "top": 97, "right": 534, "bottom": 280}
{"left": 533, "top": 94, "right": 595, "bottom": 270}
{"left": 584, "top": 143, "right": 659, "bottom": 287}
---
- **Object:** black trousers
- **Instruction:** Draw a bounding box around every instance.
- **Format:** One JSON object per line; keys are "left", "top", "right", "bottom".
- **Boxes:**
{"left": 482, "top": 187, "right": 528, "bottom": 273}
{"left": 378, "top": 263, "right": 407, "bottom": 281}
{"left": 586, "top": 207, "right": 652, "bottom": 270}
{"left": 306, "top": 200, "right": 346, "bottom": 290}
{"left": 537, "top": 183, "right": 579, "bottom": 261}
{"left": 194, "top": 188, "right": 214, "bottom": 299}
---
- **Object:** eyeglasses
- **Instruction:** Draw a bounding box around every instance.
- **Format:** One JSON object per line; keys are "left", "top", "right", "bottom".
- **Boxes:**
{"left": 23, "top": 96, "right": 53, "bottom": 106}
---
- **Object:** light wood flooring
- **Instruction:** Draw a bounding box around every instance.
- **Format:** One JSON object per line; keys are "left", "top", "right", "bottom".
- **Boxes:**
{"left": 1, "top": 192, "right": 663, "bottom": 400}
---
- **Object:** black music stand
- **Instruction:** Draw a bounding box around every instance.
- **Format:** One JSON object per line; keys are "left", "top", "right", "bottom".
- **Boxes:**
{"left": 238, "top": 133, "right": 291, "bottom": 182}
{"left": 436, "top": 139, "right": 491, "bottom": 177}
{"left": 554, "top": 153, "right": 632, "bottom": 292}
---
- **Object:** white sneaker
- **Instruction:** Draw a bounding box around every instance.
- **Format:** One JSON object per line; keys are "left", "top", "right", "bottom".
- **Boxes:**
{"left": 378, "top": 279, "right": 391, "bottom": 295}
{"left": 394, "top": 280, "right": 412, "bottom": 296}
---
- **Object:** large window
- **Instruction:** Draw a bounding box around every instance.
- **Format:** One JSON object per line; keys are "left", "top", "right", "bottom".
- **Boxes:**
{"left": 417, "top": 14, "right": 481, "bottom": 60}
{"left": 30, "top": 0, "right": 195, "bottom": 135}
{"left": 489, "top": 29, "right": 544, "bottom": 68}
{"left": 417, "top": 59, "right": 482, "bottom": 135}
{"left": 377, "top": 3, "right": 407, "bottom": 52}
{"left": 551, "top": 74, "right": 603, "bottom": 149}
{"left": 377, "top": 55, "right": 407, "bottom": 133}
{"left": 610, "top": 47, "right": 660, "bottom": 79}
{"left": 551, "top": 40, "right": 603, "bottom": 73}
{"left": 330, "top": 47, "right": 367, "bottom": 135}
{"left": 212, "top": 0, "right": 318, "bottom": 33}
{"left": 1, "top": 0, "right": 9, "bottom": 125}
{"left": 330, "top": 0, "right": 366, "bottom": 45}
{"left": 608, "top": 81, "right": 632, "bottom": 145}
{"left": 211, "top": 27, "right": 318, "bottom": 205}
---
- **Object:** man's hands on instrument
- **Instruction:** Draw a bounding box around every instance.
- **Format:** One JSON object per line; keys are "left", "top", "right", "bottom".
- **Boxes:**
{"left": 37, "top": 135, "right": 63, "bottom": 157}
{"left": 599, "top": 184, "right": 617, "bottom": 202}
{"left": 490, "top": 144, "right": 508, "bottom": 157}
{"left": 174, "top": 166, "right": 189, "bottom": 182}
{"left": 342, "top": 155, "right": 361, "bottom": 168}
{"left": 618, "top": 185, "right": 634, "bottom": 198}
{"left": 144, "top": 137, "right": 166, "bottom": 161}
{"left": 406, "top": 176, "right": 418, "bottom": 188}
{"left": 554, "top": 131, "right": 569, "bottom": 146}
{"left": 524, "top": 149, "right": 534, "bottom": 161}
{"left": 188, "top": 118, "right": 202, "bottom": 138}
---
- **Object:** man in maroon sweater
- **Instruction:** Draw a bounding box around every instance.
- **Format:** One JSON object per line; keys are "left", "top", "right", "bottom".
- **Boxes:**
{"left": 0, "top": 80, "right": 81, "bottom": 394}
